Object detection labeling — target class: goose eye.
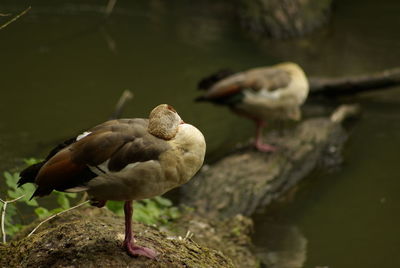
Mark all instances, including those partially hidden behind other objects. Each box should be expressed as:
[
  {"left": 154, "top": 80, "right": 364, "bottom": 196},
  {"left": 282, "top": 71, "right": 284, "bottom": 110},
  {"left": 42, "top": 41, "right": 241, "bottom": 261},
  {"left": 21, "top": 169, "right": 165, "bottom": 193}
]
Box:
[{"left": 167, "top": 105, "right": 176, "bottom": 113}]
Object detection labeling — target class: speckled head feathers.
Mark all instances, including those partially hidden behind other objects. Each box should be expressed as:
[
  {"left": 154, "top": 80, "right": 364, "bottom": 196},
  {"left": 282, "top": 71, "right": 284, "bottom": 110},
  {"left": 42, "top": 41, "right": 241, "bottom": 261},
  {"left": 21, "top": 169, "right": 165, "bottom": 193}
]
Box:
[{"left": 148, "top": 104, "right": 182, "bottom": 140}]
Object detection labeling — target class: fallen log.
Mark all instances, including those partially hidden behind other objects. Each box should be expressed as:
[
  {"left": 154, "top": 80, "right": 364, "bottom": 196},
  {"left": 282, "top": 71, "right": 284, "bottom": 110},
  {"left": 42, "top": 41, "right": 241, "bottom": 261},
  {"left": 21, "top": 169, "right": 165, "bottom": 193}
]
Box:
[
  {"left": 181, "top": 104, "right": 359, "bottom": 219},
  {"left": 309, "top": 67, "right": 400, "bottom": 97}
]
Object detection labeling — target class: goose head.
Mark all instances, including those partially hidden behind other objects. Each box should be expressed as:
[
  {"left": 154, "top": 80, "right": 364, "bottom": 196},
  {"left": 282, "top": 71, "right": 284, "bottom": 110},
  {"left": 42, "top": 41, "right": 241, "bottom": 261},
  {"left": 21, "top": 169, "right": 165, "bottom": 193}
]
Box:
[{"left": 148, "top": 104, "right": 183, "bottom": 140}]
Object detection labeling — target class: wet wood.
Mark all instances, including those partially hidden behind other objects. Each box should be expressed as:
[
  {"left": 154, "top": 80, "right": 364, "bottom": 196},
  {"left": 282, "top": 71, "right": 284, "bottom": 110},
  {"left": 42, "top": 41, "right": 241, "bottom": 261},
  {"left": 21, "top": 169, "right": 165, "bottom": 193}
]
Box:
[
  {"left": 181, "top": 105, "right": 359, "bottom": 219},
  {"left": 309, "top": 68, "right": 400, "bottom": 97}
]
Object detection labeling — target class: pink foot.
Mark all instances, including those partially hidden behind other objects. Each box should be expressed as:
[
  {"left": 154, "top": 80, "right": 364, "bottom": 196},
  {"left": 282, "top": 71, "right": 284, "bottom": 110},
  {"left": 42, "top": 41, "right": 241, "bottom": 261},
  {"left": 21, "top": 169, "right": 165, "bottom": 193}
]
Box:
[
  {"left": 254, "top": 142, "right": 277, "bottom": 153},
  {"left": 253, "top": 120, "right": 277, "bottom": 153},
  {"left": 123, "top": 242, "right": 158, "bottom": 259}
]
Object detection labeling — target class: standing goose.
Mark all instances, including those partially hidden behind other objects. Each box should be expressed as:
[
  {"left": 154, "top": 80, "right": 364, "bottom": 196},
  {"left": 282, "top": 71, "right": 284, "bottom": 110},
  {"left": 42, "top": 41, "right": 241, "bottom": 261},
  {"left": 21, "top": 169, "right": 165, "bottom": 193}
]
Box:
[
  {"left": 196, "top": 62, "right": 309, "bottom": 152},
  {"left": 18, "top": 104, "right": 206, "bottom": 259}
]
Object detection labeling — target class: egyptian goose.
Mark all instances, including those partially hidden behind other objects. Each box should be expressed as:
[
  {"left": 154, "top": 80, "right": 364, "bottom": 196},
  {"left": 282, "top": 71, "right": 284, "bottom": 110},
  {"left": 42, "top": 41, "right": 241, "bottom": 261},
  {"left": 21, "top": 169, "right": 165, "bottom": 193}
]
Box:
[
  {"left": 18, "top": 104, "right": 206, "bottom": 259},
  {"left": 196, "top": 62, "right": 309, "bottom": 152}
]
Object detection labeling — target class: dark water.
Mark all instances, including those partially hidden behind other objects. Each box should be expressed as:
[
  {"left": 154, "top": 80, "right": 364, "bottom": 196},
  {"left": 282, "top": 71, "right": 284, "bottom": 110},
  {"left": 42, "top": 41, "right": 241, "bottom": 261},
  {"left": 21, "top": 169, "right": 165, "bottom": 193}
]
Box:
[
  {"left": 1, "top": 1, "right": 400, "bottom": 267},
  {"left": 251, "top": 1, "right": 400, "bottom": 267}
]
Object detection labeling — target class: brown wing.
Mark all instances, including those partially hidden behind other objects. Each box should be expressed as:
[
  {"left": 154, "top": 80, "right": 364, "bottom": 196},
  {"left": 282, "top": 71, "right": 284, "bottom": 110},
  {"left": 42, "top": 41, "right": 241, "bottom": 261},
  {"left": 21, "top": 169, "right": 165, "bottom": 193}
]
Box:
[
  {"left": 32, "top": 148, "right": 95, "bottom": 197},
  {"left": 71, "top": 118, "right": 170, "bottom": 171},
  {"left": 201, "top": 72, "right": 250, "bottom": 100},
  {"left": 33, "top": 118, "right": 170, "bottom": 197},
  {"left": 200, "top": 67, "right": 292, "bottom": 100},
  {"left": 255, "top": 68, "right": 291, "bottom": 92}
]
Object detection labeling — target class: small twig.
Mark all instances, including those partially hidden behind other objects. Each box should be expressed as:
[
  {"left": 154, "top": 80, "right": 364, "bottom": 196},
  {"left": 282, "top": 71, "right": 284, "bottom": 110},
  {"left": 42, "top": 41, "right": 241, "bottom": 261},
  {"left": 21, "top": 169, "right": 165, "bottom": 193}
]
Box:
[
  {"left": 330, "top": 104, "right": 361, "bottom": 123},
  {"left": 0, "top": 6, "right": 31, "bottom": 31},
  {"left": 183, "top": 230, "right": 194, "bottom": 241},
  {"left": 0, "top": 195, "right": 25, "bottom": 243},
  {"left": 0, "top": 13, "right": 11, "bottom": 17},
  {"left": 79, "top": 192, "right": 89, "bottom": 203},
  {"left": 100, "top": 27, "right": 117, "bottom": 54},
  {"left": 104, "top": 0, "right": 117, "bottom": 17},
  {"left": 27, "top": 200, "right": 90, "bottom": 238},
  {"left": 110, "top": 90, "right": 134, "bottom": 119}
]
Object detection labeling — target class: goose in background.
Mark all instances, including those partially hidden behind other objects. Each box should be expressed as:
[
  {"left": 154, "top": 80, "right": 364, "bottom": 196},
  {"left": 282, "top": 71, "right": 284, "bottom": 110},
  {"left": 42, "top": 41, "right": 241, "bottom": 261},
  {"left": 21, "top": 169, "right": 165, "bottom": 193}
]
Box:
[{"left": 196, "top": 62, "right": 309, "bottom": 152}]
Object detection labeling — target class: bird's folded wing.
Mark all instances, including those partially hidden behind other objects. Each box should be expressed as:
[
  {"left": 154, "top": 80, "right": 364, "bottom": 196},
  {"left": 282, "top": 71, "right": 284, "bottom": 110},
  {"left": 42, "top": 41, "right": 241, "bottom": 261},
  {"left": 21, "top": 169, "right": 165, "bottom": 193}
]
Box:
[
  {"left": 202, "top": 68, "right": 292, "bottom": 100},
  {"left": 33, "top": 118, "right": 170, "bottom": 197}
]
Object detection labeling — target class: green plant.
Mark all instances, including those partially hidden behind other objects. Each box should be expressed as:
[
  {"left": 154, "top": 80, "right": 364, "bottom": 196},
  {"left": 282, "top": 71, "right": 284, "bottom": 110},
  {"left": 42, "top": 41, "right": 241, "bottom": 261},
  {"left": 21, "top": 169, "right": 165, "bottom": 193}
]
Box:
[
  {"left": 107, "top": 196, "right": 181, "bottom": 226},
  {"left": 1, "top": 158, "right": 77, "bottom": 238},
  {"left": 33, "top": 191, "right": 77, "bottom": 219}
]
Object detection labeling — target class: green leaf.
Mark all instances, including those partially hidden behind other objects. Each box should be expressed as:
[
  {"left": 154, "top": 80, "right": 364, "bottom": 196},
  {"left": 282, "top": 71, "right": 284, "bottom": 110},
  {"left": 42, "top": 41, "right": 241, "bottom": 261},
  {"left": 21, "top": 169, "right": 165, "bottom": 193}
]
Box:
[
  {"left": 56, "top": 192, "right": 70, "bottom": 209},
  {"left": 106, "top": 201, "right": 124, "bottom": 216},
  {"left": 6, "top": 190, "right": 37, "bottom": 207},
  {"left": 23, "top": 158, "right": 42, "bottom": 166},
  {"left": 0, "top": 158, "right": 84, "bottom": 240},
  {"left": 5, "top": 223, "right": 24, "bottom": 236},
  {"left": 154, "top": 196, "right": 172, "bottom": 207},
  {"left": 49, "top": 208, "right": 64, "bottom": 214},
  {"left": 168, "top": 207, "right": 181, "bottom": 220},
  {"left": 147, "top": 201, "right": 161, "bottom": 218},
  {"left": 21, "top": 183, "right": 36, "bottom": 193},
  {"left": 34, "top": 207, "right": 50, "bottom": 219},
  {"left": 25, "top": 197, "right": 38, "bottom": 207},
  {"left": 3, "top": 202, "right": 17, "bottom": 219},
  {"left": 133, "top": 207, "right": 154, "bottom": 225},
  {"left": 4, "top": 171, "right": 18, "bottom": 188},
  {"left": 64, "top": 192, "right": 77, "bottom": 198},
  {"left": 7, "top": 189, "right": 20, "bottom": 199},
  {"left": 105, "top": 196, "right": 181, "bottom": 227}
]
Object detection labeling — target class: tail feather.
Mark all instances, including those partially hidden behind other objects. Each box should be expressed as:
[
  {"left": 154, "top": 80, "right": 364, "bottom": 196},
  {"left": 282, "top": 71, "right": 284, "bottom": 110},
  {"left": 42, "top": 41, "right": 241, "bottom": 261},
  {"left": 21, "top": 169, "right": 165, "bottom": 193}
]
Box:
[
  {"left": 18, "top": 137, "right": 77, "bottom": 189},
  {"left": 18, "top": 162, "right": 45, "bottom": 187},
  {"left": 197, "top": 69, "right": 235, "bottom": 90},
  {"left": 30, "top": 186, "right": 53, "bottom": 200}
]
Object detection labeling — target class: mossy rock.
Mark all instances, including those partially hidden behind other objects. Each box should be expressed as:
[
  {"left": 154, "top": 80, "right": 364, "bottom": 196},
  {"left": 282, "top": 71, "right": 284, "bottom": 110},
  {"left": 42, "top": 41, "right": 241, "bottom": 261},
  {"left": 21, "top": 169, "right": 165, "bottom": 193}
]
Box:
[{"left": 0, "top": 207, "right": 234, "bottom": 268}]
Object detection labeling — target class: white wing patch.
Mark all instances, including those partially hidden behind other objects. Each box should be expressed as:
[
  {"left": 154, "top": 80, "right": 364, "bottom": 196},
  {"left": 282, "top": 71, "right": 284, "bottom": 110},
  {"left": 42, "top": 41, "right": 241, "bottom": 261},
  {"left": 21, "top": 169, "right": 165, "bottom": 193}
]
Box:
[
  {"left": 258, "top": 88, "right": 282, "bottom": 99},
  {"left": 89, "top": 160, "right": 111, "bottom": 176},
  {"left": 243, "top": 88, "right": 282, "bottom": 102},
  {"left": 64, "top": 186, "right": 90, "bottom": 193},
  {"left": 77, "top": 131, "right": 92, "bottom": 141}
]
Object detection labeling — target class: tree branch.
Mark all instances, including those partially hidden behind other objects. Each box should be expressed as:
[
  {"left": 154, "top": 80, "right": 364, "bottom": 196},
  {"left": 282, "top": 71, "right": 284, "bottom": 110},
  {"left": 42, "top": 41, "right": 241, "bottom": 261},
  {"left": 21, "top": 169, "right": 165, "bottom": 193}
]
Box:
[
  {"left": 309, "top": 67, "right": 400, "bottom": 97},
  {"left": 110, "top": 90, "right": 134, "bottom": 119},
  {"left": 27, "top": 200, "right": 90, "bottom": 238},
  {"left": 104, "top": 0, "right": 117, "bottom": 17},
  {"left": 0, "top": 6, "right": 31, "bottom": 31},
  {"left": 0, "top": 195, "right": 25, "bottom": 243}
]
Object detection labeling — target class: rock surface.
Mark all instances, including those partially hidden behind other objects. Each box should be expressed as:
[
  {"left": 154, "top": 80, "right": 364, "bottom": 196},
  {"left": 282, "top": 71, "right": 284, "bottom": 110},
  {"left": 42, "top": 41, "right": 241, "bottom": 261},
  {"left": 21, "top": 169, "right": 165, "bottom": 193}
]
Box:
[{"left": 0, "top": 208, "right": 234, "bottom": 268}]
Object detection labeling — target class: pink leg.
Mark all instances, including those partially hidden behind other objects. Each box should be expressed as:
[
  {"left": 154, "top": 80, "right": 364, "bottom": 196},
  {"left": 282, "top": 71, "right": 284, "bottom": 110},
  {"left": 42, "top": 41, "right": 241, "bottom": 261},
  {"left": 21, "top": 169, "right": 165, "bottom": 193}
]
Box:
[
  {"left": 231, "top": 109, "right": 277, "bottom": 152},
  {"left": 254, "top": 120, "right": 277, "bottom": 153},
  {"left": 123, "top": 201, "right": 157, "bottom": 259}
]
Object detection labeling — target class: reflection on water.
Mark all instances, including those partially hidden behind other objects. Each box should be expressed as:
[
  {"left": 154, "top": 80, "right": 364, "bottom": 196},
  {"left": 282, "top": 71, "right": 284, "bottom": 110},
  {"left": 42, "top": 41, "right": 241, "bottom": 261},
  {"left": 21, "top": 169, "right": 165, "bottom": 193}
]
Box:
[
  {"left": 254, "top": 222, "right": 307, "bottom": 268},
  {"left": 1, "top": 1, "right": 400, "bottom": 267}
]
